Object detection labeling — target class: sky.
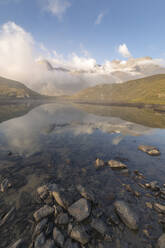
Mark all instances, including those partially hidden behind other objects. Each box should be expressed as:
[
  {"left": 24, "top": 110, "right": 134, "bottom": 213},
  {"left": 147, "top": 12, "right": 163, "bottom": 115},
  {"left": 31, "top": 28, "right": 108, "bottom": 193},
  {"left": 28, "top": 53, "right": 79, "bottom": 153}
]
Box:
[{"left": 0, "top": 0, "right": 165, "bottom": 95}]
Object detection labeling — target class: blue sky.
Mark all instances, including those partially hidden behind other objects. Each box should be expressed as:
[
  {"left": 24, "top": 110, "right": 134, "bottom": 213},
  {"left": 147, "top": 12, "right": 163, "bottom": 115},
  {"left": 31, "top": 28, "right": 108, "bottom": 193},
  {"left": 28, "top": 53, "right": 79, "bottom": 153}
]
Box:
[{"left": 0, "top": 0, "right": 165, "bottom": 63}]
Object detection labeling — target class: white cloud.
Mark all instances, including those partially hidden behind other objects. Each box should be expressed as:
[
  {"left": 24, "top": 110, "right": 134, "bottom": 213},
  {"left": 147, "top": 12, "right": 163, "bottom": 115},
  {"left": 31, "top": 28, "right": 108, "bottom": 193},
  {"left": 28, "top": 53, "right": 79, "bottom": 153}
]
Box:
[
  {"left": 118, "top": 44, "right": 132, "bottom": 58},
  {"left": 43, "top": 0, "right": 71, "bottom": 19},
  {"left": 95, "top": 12, "right": 105, "bottom": 25}
]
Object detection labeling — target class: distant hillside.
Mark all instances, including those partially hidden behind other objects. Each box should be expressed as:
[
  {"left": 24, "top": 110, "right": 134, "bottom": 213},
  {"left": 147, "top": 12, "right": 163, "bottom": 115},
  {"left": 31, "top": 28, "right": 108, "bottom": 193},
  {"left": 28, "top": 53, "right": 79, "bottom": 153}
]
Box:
[
  {"left": 0, "top": 76, "right": 42, "bottom": 99},
  {"left": 72, "top": 74, "right": 165, "bottom": 105}
]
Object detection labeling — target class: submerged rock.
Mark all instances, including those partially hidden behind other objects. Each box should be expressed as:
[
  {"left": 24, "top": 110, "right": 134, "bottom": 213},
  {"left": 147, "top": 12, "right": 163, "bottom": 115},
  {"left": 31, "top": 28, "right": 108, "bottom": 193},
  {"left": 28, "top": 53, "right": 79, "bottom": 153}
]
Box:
[
  {"left": 34, "top": 218, "right": 48, "bottom": 236},
  {"left": 76, "top": 184, "right": 96, "bottom": 203},
  {"left": 53, "top": 227, "right": 65, "bottom": 247},
  {"left": 154, "top": 203, "right": 165, "bottom": 214},
  {"left": 90, "top": 218, "right": 109, "bottom": 236},
  {"left": 157, "top": 233, "right": 165, "bottom": 248},
  {"left": 33, "top": 205, "right": 54, "bottom": 222},
  {"left": 34, "top": 232, "right": 46, "bottom": 248},
  {"left": 56, "top": 213, "right": 69, "bottom": 225},
  {"left": 70, "top": 224, "right": 90, "bottom": 245},
  {"left": 108, "top": 160, "right": 127, "bottom": 169},
  {"left": 114, "top": 201, "right": 139, "bottom": 230},
  {"left": 9, "top": 239, "right": 24, "bottom": 248},
  {"left": 138, "top": 145, "right": 160, "bottom": 156},
  {"left": 68, "top": 198, "right": 91, "bottom": 222}
]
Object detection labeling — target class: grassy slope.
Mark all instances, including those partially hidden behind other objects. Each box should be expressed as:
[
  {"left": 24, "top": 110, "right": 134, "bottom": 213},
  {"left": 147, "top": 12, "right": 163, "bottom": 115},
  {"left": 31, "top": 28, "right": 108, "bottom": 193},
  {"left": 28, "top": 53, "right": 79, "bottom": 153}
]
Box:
[
  {"left": 72, "top": 74, "right": 165, "bottom": 105},
  {"left": 0, "top": 76, "right": 41, "bottom": 99}
]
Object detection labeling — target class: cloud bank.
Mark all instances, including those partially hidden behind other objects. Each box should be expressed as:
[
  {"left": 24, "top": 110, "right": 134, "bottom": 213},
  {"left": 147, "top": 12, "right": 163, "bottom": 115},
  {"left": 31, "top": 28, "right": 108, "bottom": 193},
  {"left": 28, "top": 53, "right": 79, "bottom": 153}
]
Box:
[{"left": 0, "top": 22, "right": 165, "bottom": 96}]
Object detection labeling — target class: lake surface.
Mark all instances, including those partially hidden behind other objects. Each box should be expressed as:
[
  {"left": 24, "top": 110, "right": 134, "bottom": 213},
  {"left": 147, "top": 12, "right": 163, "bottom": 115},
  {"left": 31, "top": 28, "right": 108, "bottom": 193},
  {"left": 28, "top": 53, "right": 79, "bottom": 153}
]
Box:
[{"left": 1, "top": 102, "right": 165, "bottom": 247}]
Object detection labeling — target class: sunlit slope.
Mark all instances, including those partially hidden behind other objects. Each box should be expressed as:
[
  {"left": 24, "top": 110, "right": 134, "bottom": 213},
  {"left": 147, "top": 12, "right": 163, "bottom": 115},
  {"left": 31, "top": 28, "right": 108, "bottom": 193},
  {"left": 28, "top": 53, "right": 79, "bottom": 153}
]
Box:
[
  {"left": 72, "top": 74, "right": 165, "bottom": 105},
  {"left": 0, "top": 76, "right": 41, "bottom": 99}
]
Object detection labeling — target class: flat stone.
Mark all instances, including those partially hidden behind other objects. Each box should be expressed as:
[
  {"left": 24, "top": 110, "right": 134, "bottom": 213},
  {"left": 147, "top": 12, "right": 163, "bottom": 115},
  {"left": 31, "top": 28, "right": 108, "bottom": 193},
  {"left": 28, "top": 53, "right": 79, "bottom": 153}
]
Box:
[
  {"left": 34, "top": 232, "right": 46, "bottom": 248},
  {"left": 68, "top": 198, "right": 91, "bottom": 222},
  {"left": 53, "top": 227, "right": 65, "bottom": 247},
  {"left": 114, "top": 201, "right": 139, "bottom": 230},
  {"left": 157, "top": 233, "right": 165, "bottom": 248},
  {"left": 90, "top": 218, "right": 109, "bottom": 236},
  {"left": 70, "top": 225, "right": 90, "bottom": 245},
  {"left": 108, "top": 160, "right": 127, "bottom": 169},
  {"left": 33, "top": 205, "right": 54, "bottom": 222},
  {"left": 56, "top": 213, "right": 69, "bottom": 225},
  {"left": 9, "top": 239, "right": 24, "bottom": 248},
  {"left": 138, "top": 145, "right": 160, "bottom": 156},
  {"left": 154, "top": 203, "right": 165, "bottom": 214}
]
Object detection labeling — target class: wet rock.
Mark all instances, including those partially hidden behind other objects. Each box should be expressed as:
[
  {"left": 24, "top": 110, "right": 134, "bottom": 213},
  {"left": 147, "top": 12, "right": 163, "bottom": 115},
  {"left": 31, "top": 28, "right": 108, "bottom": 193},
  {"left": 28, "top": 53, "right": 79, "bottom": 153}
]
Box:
[
  {"left": 0, "top": 206, "right": 15, "bottom": 227},
  {"left": 76, "top": 185, "right": 96, "bottom": 203},
  {"left": 34, "top": 232, "right": 46, "bottom": 248},
  {"left": 138, "top": 145, "right": 160, "bottom": 156},
  {"left": 68, "top": 198, "right": 91, "bottom": 222},
  {"left": 34, "top": 218, "right": 48, "bottom": 236},
  {"left": 70, "top": 224, "right": 90, "bottom": 245},
  {"left": 9, "top": 239, "right": 24, "bottom": 248},
  {"left": 64, "top": 238, "right": 80, "bottom": 248},
  {"left": 52, "top": 190, "right": 71, "bottom": 209},
  {"left": 90, "top": 218, "right": 109, "bottom": 236},
  {"left": 157, "top": 233, "right": 165, "bottom": 248},
  {"left": 45, "top": 221, "right": 54, "bottom": 236},
  {"left": 56, "top": 213, "right": 69, "bottom": 225},
  {"left": 114, "top": 201, "right": 139, "bottom": 230},
  {"left": 0, "top": 178, "right": 11, "bottom": 192},
  {"left": 95, "top": 158, "right": 104, "bottom": 168},
  {"left": 154, "top": 203, "right": 165, "bottom": 214},
  {"left": 42, "top": 239, "right": 55, "bottom": 248},
  {"left": 37, "top": 185, "right": 49, "bottom": 200},
  {"left": 108, "top": 160, "right": 127, "bottom": 169},
  {"left": 33, "top": 205, "right": 54, "bottom": 222},
  {"left": 53, "top": 227, "right": 65, "bottom": 247}
]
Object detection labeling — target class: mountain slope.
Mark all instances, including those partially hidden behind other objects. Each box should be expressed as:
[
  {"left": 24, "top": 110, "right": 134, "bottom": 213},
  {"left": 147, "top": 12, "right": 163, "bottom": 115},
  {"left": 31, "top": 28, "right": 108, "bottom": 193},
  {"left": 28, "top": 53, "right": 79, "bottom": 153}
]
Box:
[
  {"left": 72, "top": 74, "right": 165, "bottom": 105},
  {"left": 0, "top": 76, "right": 41, "bottom": 99}
]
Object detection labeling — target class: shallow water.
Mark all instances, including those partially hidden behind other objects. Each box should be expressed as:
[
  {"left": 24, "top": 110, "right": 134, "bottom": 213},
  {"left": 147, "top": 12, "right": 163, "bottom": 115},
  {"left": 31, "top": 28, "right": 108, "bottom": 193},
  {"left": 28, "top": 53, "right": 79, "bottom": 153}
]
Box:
[{"left": 0, "top": 102, "right": 165, "bottom": 247}]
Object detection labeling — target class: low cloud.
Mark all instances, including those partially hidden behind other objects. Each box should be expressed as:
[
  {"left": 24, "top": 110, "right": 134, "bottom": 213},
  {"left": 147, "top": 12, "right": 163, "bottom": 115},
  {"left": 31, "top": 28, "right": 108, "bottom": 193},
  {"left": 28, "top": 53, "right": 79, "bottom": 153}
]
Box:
[
  {"left": 43, "top": 0, "right": 71, "bottom": 19},
  {"left": 0, "top": 22, "right": 165, "bottom": 96},
  {"left": 118, "top": 44, "right": 132, "bottom": 58},
  {"left": 95, "top": 12, "right": 105, "bottom": 25}
]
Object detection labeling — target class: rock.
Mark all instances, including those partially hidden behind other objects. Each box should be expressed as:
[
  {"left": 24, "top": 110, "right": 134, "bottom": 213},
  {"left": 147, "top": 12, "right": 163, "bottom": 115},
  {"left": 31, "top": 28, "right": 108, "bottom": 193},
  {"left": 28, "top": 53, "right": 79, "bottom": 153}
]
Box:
[
  {"left": 68, "top": 198, "right": 91, "bottom": 222},
  {"left": 95, "top": 158, "right": 104, "bottom": 168},
  {"left": 157, "top": 233, "right": 165, "bottom": 248},
  {"left": 108, "top": 160, "right": 127, "bottom": 169},
  {"left": 53, "top": 227, "right": 65, "bottom": 247},
  {"left": 9, "top": 239, "right": 24, "bottom": 248},
  {"left": 90, "top": 218, "right": 109, "bottom": 236},
  {"left": 52, "top": 190, "right": 70, "bottom": 209},
  {"left": 33, "top": 205, "right": 54, "bottom": 222},
  {"left": 37, "top": 185, "right": 49, "bottom": 200},
  {"left": 34, "top": 232, "right": 46, "bottom": 248},
  {"left": 0, "top": 206, "right": 15, "bottom": 227},
  {"left": 70, "top": 224, "right": 90, "bottom": 245},
  {"left": 0, "top": 178, "right": 11, "bottom": 192},
  {"left": 34, "top": 218, "right": 48, "bottom": 236},
  {"left": 42, "top": 239, "right": 55, "bottom": 248},
  {"left": 149, "top": 181, "right": 159, "bottom": 191},
  {"left": 114, "top": 201, "right": 139, "bottom": 230},
  {"left": 138, "top": 145, "right": 160, "bottom": 156},
  {"left": 76, "top": 185, "right": 96, "bottom": 203},
  {"left": 145, "top": 202, "right": 153, "bottom": 209},
  {"left": 64, "top": 238, "right": 80, "bottom": 248},
  {"left": 56, "top": 213, "right": 69, "bottom": 225},
  {"left": 45, "top": 221, "right": 54, "bottom": 236},
  {"left": 154, "top": 203, "right": 165, "bottom": 214}
]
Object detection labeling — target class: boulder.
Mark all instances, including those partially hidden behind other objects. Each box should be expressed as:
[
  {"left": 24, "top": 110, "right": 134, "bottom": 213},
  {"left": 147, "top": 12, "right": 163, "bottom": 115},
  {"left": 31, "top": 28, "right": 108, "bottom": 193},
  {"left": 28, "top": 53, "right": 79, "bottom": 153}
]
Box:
[
  {"left": 53, "top": 227, "right": 65, "bottom": 247},
  {"left": 70, "top": 225, "right": 90, "bottom": 245},
  {"left": 108, "top": 160, "right": 127, "bottom": 169},
  {"left": 114, "top": 201, "right": 139, "bottom": 230},
  {"left": 68, "top": 198, "right": 91, "bottom": 222},
  {"left": 157, "top": 233, "right": 165, "bottom": 248},
  {"left": 33, "top": 205, "right": 54, "bottom": 222},
  {"left": 138, "top": 145, "right": 160, "bottom": 156}
]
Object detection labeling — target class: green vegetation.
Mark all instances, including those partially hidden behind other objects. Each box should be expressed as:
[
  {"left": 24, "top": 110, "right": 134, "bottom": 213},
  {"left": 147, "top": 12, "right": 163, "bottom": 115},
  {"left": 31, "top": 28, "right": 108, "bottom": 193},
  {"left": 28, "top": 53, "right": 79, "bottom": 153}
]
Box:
[
  {"left": 0, "top": 76, "right": 41, "bottom": 99},
  {"left": 72, "top": 74, "right": 165, "bottom": 105}
]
